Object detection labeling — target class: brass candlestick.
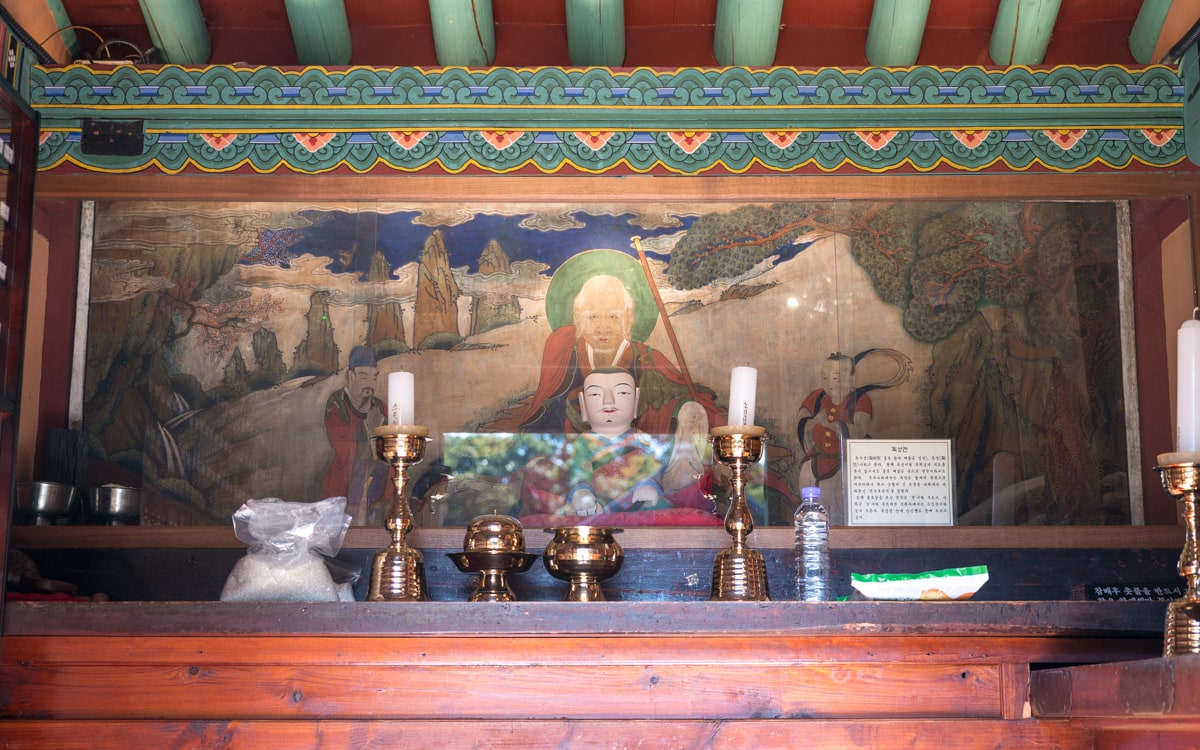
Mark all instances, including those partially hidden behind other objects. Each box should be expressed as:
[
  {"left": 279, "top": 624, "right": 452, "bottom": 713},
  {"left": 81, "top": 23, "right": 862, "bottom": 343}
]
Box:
[
  {"left": 1156, "top": 459, "right": 1200, "bottom": 655},
  {"left": 709, "top": 425, "right": 770, "bottom": 601},
  {"left": 368, "top": 426, "right": 431, "bottom": 601}
]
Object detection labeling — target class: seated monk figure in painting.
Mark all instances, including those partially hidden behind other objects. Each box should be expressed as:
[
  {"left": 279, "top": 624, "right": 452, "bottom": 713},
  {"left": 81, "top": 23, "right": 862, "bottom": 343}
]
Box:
[
  {"left": 484, "top": 250, "right": 725, "bottom": 524},
  {"left": 520, "top": 264, "right": 721, "bottom": 497},
  {"left": 566, "top": 367, "right": 672, "bottom": 516}
]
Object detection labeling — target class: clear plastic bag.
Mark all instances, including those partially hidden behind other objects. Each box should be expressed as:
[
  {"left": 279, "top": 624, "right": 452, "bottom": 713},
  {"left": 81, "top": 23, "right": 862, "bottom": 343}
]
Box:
[
  {"left": 324, "top": 554, "right": 364, "bottom": 602},
  {"left": 219, "top": 496, "right": 353, "bottom": 602}
]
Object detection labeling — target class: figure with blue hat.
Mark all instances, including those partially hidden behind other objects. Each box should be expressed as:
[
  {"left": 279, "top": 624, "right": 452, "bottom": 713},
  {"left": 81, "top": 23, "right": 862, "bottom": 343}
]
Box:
[{"left": 322, "top": 344, "right": 389, "bottom": 523}]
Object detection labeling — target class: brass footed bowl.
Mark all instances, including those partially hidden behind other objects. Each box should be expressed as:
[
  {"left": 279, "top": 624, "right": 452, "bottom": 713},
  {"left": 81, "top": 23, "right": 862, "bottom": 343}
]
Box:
[
  {"left": 447, "top": 551, "right": 539, "bottom": 602},
  {"left": 542, "top": 525, "right": 624, "bottom": 602}
]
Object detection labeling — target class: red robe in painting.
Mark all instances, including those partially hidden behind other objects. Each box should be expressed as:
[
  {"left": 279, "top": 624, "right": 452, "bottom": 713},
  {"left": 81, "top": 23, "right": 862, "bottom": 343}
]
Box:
[
  {"left": 322, "top": 389, "right": 388, "bottom": 521},
  {"left": 798, "top": 388, "right": 873, "bottom": 481}
]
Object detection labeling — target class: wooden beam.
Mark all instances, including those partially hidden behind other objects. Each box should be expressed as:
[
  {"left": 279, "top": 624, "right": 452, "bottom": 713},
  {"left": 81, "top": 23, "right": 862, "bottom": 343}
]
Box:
[
  {"left": 989, "top": 0, "right": 1063, "bottom": 66},
  {"left": 282, "top": 0, "right": 351, "bottom": 66},
  {"left": 0, "top": 719, "right": 1102, "bottom": 749},
  {"left": 428, "top": 0, "right": 495, "bottom": 67},
  {"left": 0, "top": 0, "right": 72, "bottom": 63},
  {"left": 1130, "top": 0, "right": 1173, "bottom": 64},
  {"left": 566, "top": 0, "right": 625, "bottom": 67},
  {"left": 866, "top": 0, "right": 931, "bottom": 67},
  {"left": 713, "top": 0, "right": 784, "bottom": 67},
  {"left": 136, "top": 0, "right": 211, "bottom": 64},
  {"left": 1156, "top": 0, "right": 1200, "bottom": 62}
]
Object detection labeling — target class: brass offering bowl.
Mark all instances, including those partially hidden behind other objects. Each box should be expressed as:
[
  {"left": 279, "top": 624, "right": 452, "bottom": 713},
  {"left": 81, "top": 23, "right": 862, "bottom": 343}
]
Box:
[
  {"left": 447, "top": 512, "right": 538, "bottom": 602},
  {"left": 464, "top": 511, "right": 527, "bottom": 554},
  {"left": 448, "top": 551, "right": 539, "bottom": 602},
  {"left": 542, "top": 525, "right": 624, "bottom": 602}
]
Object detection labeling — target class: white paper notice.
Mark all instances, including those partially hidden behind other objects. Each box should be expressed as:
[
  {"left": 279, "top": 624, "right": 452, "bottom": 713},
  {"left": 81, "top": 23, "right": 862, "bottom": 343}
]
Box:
[{"left": 845, "top": 439, "right": 955, "bottom": 526}]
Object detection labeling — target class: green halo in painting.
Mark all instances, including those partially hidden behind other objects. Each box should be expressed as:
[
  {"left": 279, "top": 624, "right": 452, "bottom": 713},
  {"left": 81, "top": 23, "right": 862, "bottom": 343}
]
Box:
[{"left": 544, "top": 249, "right": 659, "bottom": 343}]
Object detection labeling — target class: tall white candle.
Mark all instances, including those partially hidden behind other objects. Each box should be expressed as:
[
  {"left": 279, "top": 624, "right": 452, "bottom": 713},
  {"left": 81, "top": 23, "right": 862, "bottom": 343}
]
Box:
[
  {"left": 1179, "top": 319, "right": 1200, "bottom": 452},
  {"left": 728, "top": 366, "right": 757, "bottom": 427},
  {"left": 388, "top": 371, "right": 415, "bottom": 426}
]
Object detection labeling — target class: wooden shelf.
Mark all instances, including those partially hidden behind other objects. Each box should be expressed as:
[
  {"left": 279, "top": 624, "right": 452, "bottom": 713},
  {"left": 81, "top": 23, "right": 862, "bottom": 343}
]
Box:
[
  {"left": 2, "top": 599, "right": 1169, "bottom": 638},
  {"left": 8, "top": 523, "right": 1186, "bottom": 550}
]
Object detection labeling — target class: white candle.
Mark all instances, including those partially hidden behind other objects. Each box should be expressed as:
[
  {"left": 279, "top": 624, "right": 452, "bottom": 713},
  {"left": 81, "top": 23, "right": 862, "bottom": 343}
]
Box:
[
  {"left": 1179, "top": 319, "right": 1200, "bottom": 452},
  {"left": 388, "top": 371, "right": 415, "bottom": 426},
  {"left": 728, "top": 366, "right": 757, "bottom": 427}
]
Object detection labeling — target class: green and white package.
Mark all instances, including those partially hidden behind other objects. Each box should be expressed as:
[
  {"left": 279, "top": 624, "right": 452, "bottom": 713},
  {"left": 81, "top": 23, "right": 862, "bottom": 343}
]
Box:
[{"left": 850, "top": 565, "right": 989, "bottom": 601}]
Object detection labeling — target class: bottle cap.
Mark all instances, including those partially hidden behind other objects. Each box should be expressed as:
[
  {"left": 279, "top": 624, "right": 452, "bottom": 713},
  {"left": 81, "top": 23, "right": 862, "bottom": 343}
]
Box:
[{"left": 801, "top": 486, "right": 821, "bottom": 499}]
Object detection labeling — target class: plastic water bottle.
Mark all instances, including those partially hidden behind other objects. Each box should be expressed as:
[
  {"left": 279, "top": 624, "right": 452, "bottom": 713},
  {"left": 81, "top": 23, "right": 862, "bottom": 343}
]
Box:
[{"left": 794, "top": 486, "right": 830, "bottom": 601}]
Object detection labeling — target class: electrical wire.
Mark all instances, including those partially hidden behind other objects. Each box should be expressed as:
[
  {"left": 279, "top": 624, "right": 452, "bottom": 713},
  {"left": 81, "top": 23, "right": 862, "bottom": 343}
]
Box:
[
  {"left": 38, "top": 24, "right": 105, "bottom": 51},
  {"left": 37, "top": 26, "right": 150, "bottom": 65},
  {"left": 96, "top": 39, "right": 150, "bottom": 64}
]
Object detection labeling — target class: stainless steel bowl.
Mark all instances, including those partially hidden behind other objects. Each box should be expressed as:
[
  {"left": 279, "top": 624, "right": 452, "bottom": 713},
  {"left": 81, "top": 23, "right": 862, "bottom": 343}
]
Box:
[
  {"left": 15, "top": 481, "right": 78, "bottom": 525},
  {"left": 87, "top": 485, "right": 144, "bottom": 524}
]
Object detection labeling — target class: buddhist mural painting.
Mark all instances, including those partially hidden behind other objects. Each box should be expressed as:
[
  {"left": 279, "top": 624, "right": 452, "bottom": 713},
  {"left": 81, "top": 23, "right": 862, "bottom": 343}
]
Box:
[{"left": 83, "top": 200, "right": 1132, "bottom": 527}]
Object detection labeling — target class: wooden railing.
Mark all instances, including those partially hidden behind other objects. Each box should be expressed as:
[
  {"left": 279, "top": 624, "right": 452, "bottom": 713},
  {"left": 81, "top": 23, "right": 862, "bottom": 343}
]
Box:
[
  {"left": 1, "top": 525, "right": 1192, "bottom": 746},
  {"left": 0, "top": 600, "right": 1177, "bottom": 748}
]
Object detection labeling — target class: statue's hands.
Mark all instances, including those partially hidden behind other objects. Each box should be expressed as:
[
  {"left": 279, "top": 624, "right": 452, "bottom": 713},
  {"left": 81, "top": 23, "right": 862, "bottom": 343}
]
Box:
[
  {"left": 570, "top": 489, "right": 599, "bottom": 516},
  {"left": 631, "top": 483, "right": 659, "bottom": 507}
]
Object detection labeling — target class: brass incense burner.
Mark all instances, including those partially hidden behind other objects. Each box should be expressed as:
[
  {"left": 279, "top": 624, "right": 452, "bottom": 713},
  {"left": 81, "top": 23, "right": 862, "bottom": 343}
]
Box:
[
  {"left": 1156, "top": 458, "right": 1200, "bottom": 655},
  {"left": 448, "top": 512, "right": 538, "bottom": 602},
  {"left": 368, "top": 426, "right": 431, "bottom": 601},
  {"left": 542, "top": 526, "right": 624, "bottom": 601},
  {"left": 709, "top": 425, "right": 770, "bottom": 601}
]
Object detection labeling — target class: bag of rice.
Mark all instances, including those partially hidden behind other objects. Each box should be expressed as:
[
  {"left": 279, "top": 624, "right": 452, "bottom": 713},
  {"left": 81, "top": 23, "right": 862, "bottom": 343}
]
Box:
[{"left": 220, "top": 496, "right": 352, "bottom": 602}]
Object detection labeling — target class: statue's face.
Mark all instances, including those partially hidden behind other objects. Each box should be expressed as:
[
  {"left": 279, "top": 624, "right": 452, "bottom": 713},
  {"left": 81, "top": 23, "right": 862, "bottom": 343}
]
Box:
[
  {"left": 579, "top": 370, "right": 638, "bottom": 435},
  {"left": 576, "top": 300, "right": 631, "bottom": 360}
]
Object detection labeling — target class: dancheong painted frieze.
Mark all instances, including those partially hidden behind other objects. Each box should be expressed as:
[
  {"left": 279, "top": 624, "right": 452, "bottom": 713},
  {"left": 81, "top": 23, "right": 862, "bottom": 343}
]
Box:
[{"left": 29, "top": 64, "right": 1187, "bottom": 175}]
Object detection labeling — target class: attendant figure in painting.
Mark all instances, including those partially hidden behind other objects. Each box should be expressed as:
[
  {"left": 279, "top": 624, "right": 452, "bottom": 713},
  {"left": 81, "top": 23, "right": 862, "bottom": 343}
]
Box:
[
  {"left": 797, "top": 353, "right": 873, "bottom": 484},
  {"left": 322, "top": 345, "right": 389, "bottom": 524},
  {"left": 796, "top": 353, "right": 872, "bottom": 524},
  {"left": 566, "top": 367, "right": 670, "bottom": 516},
  {"left": 796, "top": 349, "right": 912, "bottom": 523}
]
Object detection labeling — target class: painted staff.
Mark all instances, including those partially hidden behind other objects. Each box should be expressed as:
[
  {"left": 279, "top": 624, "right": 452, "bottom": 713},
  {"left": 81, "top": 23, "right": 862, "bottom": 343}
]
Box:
[{"left": 631, "top": 235, "right": 699, "bottom": 403}]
